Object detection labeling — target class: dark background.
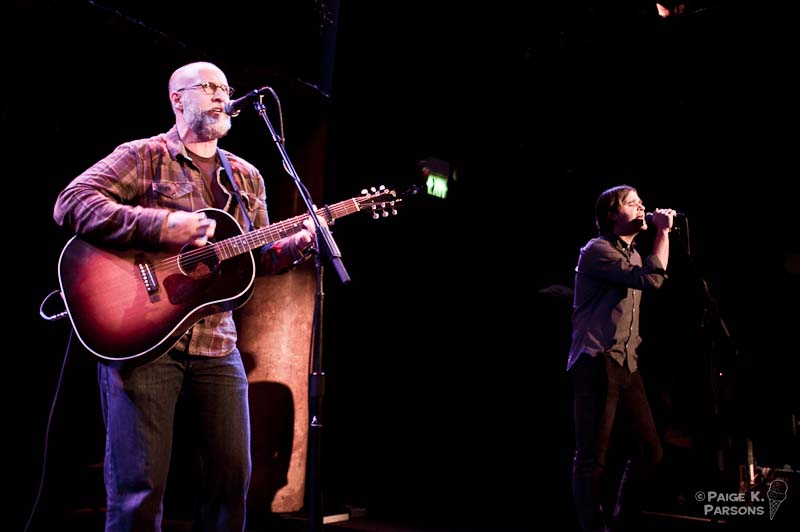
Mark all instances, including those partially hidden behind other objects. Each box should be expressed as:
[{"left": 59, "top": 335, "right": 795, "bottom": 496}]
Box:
[{"left": 7, "top": 0, "right": 797, "bottom": 530}]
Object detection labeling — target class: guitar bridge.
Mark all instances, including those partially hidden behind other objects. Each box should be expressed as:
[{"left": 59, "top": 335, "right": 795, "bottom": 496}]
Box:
[{"left": 135, "top": 253, "right": 160, "bottom": 303}]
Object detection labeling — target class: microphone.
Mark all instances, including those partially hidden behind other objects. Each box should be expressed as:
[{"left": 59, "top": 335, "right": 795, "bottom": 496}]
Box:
[
  {"left": 224, "top": 86, "right": 271, "bottom": 116},
  {"left": 645, "top": 211, "right": 686, "bottom": 227}
]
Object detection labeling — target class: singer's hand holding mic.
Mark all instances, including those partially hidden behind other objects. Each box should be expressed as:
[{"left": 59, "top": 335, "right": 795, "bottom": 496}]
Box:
[{"left": 644, "top": 209, "right": 683, "bottom": 232}]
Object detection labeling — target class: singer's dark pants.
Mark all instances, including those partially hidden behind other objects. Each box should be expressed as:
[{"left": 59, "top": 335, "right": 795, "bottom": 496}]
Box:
[
  {"left": 98, "top": 348, "right": 251, "bottom": 532},
  {"left": 571, "top": 353, "right": 663, "bottom": 532}
]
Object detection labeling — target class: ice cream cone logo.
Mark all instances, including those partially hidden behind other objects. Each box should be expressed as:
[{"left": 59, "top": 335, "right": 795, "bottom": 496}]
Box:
[{"left": 766, "top": 479, "right": 788, "bottom": 520}]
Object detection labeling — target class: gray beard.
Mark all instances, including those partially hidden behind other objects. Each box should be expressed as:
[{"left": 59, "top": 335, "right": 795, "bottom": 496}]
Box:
[{"left": 186, "top": 102, "right": 231, "bottom": 141}]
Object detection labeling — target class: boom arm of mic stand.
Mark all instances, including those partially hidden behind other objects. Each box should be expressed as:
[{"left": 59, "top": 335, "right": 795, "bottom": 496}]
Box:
[{"left": 252, "top": 100, "right": 350, "bottom": 284}]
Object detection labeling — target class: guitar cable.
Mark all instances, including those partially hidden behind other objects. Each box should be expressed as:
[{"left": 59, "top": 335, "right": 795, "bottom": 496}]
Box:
[
  {"left": 39, "top": 289, "right": 69, "bottom": 321},
  {"left": 23, "top": 326, "right": 74, "bottom": 532},
  {"left": 25, "top": 289, "right": 72, "bottom": 530}
]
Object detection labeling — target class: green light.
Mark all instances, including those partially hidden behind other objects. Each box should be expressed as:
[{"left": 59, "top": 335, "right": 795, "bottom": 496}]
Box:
[{"left": 426, "top": 173, "right": 448, "bottom": 199}]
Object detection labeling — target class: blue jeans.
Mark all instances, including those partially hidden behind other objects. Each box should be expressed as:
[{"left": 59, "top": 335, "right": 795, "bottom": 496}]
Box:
[
  {"left": 571, "top": 353, "right": 662, "bottom": 532},
  {"left": 98, "top": 348, "right": 251, "bottom": 532}
]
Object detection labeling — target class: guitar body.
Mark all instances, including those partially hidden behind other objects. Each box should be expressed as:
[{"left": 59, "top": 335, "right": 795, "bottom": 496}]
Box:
[
  {"left": 58, "top": 209, "right": 255, "bottom": 365},
  {"left": 56, "top": 186, "right": 409, "bottom": 365}
]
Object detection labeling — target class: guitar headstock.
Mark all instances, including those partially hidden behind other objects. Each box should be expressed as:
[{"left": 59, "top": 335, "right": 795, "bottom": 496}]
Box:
[{"left": 357, "top": 185, "right": 400, "bottom": 220}]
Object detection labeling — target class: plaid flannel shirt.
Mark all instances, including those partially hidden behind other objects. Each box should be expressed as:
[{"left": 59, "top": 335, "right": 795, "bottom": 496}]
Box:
[{"left": 54, "top": 126, "right": 304, "bottom": 357}]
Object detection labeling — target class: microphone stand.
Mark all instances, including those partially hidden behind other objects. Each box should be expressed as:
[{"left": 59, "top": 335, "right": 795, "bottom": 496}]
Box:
[
  {"left": 675, "top": 218, "right": 738, "bottom": 476},
  {"left": 249, "top": 94, "right": 350, "bottom": 532}
]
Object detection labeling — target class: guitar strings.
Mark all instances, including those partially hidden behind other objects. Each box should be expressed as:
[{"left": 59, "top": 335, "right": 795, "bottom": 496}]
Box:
[
  {"left": 150, "top": 220, "right": 302, "bottom": 273},
  {"left": 148, "top": 199, "right": 365, "bottom": 274}
]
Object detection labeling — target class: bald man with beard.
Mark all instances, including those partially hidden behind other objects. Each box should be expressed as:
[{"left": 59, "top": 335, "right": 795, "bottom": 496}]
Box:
[{"left": 54, "top": 61, "right": 317, "bottom": 531}]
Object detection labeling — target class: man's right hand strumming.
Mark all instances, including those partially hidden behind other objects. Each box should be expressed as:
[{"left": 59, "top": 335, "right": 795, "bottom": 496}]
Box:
[{"left": 161, "top": 211, "right": 217, "bottom": 248}]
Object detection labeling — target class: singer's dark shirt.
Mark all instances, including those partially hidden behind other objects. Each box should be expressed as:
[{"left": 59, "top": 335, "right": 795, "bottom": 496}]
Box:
[{"left": 567, "top": 234, "right": 667, "bottom": 373}]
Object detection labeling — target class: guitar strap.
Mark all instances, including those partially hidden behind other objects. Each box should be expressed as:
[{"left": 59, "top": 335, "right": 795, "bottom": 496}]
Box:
[{"left": 217, "top": 148, "right": 255, "bottom": 232}]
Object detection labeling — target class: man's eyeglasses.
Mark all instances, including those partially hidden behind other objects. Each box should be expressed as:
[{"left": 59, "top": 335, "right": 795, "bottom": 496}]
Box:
[{"left": 176, "top": 81, "right": 234, "bottom": 97}]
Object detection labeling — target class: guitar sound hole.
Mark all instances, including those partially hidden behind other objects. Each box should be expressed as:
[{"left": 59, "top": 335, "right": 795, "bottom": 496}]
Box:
[{"left": 177, "top": 243, "right": 221, "bottom": 279}]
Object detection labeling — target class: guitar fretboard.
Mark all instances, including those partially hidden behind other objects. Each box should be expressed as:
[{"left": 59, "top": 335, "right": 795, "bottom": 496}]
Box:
[{"left": 214, "top": 198, "right": 362, "bottom": 260}]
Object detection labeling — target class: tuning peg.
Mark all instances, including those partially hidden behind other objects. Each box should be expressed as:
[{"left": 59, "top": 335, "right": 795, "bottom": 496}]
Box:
[{"left": 361, "top": 188, "right": 368, "bottom": 196}]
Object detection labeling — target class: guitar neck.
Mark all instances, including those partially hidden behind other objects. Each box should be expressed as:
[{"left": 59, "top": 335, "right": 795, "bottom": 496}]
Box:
[{"left": 213, "top": 197, "right": 361, "bottom": 260}]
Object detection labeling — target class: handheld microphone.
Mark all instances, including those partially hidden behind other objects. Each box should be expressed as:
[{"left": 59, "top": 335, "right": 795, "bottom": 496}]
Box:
[
  {"left": 645, "top": 211, "right": 685, "bottom": 227},
  {"left": 224, "top": 86, "right": 271, "bottom": 116}
]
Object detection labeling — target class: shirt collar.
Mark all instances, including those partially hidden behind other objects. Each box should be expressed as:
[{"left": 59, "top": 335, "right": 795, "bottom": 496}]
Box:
[
  {"left": 165, "top": 125, "right": 190, "bottom": 163},
  {"left": 604, "top": 233, "right": 636, "bottom": 256}
]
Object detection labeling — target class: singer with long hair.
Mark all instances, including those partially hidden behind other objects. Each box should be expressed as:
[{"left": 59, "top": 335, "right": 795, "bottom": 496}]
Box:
[{"left": 567, "top": 184, "right": 677, "bottom": 532}]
